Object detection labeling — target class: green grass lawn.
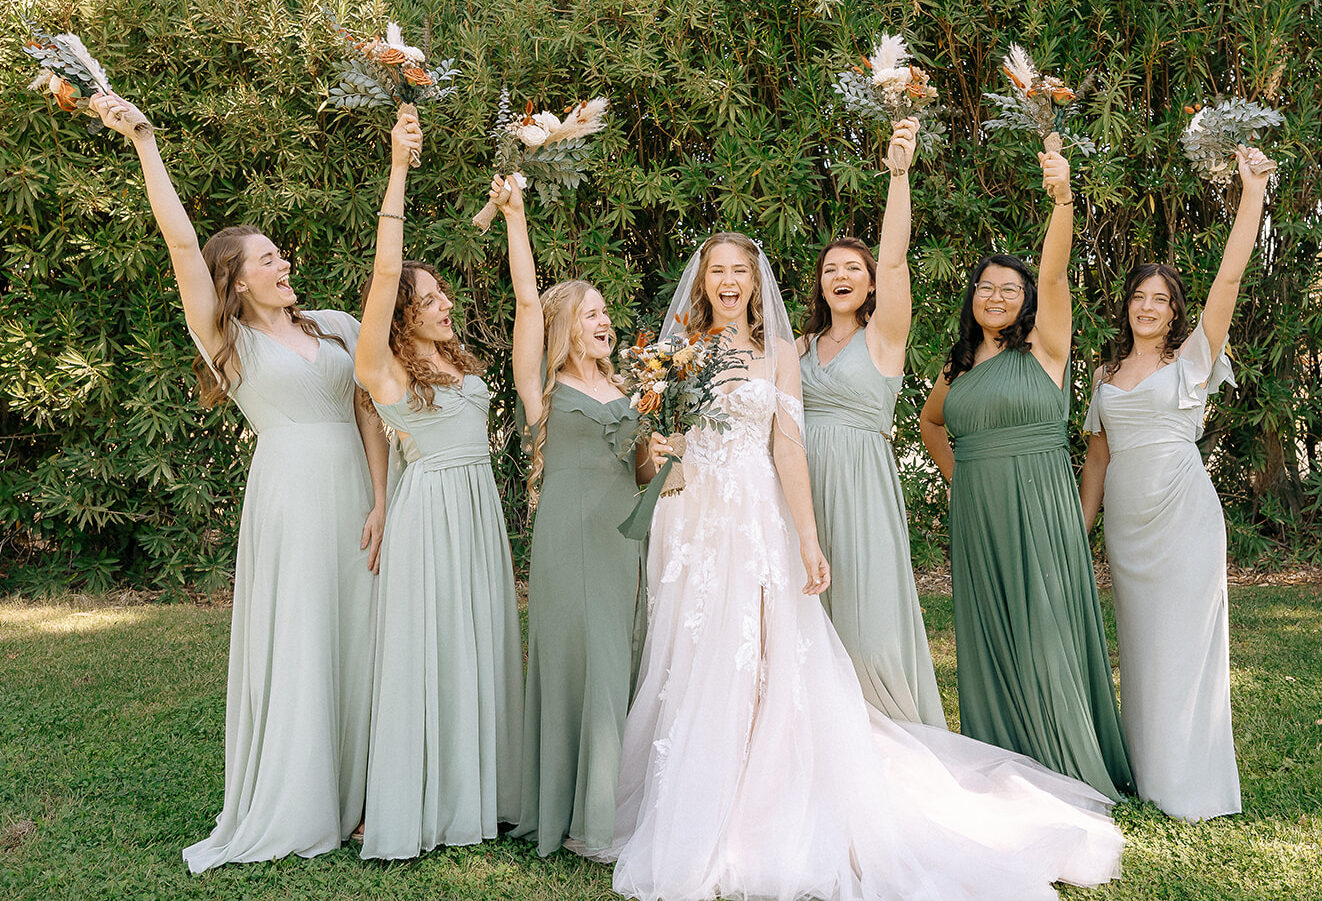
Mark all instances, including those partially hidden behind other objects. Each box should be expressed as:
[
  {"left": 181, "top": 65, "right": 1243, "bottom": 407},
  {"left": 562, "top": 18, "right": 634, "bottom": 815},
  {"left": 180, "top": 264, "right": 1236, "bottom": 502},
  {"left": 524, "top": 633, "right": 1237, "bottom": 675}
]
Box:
[{"left": 1, "top": 585, "right": 1319, "bottom": 900}]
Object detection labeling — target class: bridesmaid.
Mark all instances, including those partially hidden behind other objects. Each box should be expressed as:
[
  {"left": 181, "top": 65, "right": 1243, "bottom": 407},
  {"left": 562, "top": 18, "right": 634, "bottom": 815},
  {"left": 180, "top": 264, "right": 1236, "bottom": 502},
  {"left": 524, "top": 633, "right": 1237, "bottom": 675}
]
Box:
[
  {"left": 1079, "top": 146, "right": 1273, "bottom": 820},
  {"left": 355, "top": 114, "right": 524, "bottom": 859},
  {"left": 88, "top": 93, "right": 389, "bottom": 871},
  {"left": 799, "top": 118, "right": 945, "bottom": 727},
  {"left": 918, "top": 149, "right": 1134, "bottom": 801},
  {"left": 491, "top": 177, "right": 653, "bottom": 858}
]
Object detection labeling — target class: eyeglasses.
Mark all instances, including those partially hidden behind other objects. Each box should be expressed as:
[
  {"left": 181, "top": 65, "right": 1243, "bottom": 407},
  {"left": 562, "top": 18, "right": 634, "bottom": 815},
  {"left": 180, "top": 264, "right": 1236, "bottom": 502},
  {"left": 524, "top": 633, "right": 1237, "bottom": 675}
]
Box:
[{"left": 974, "top": 282, "right": 1024, "bottom": 301}]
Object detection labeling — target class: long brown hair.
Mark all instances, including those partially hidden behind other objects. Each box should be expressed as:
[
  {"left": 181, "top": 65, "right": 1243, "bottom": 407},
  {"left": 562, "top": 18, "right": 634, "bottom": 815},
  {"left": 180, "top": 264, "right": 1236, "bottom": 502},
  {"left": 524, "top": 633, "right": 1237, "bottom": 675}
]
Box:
[
  {"left": 527, "top": 280, "right": 622, "bottom": 499},
  {"left": 687, "top": 232, "right": 765, "bottom": 351},
  {"left": 1101, "top": 263, "right": 1190, "bottom": 382},
  {"left": 195, "top": 225, "right": 347, "bottom": 407},
  {"left": 801, "top": 236, "right": 877, "bottom": 348},
  {"left": 358, "top": 260, "right": 484, "bottom": 412}
]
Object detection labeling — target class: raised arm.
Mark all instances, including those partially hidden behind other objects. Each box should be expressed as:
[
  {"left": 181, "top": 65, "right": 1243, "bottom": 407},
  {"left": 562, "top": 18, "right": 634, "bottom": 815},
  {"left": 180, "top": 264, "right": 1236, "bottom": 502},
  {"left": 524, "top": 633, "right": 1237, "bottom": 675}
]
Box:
[
  {"left": 89, "top": 93, "right": 223, "bottom": 357},
  {"left": 1197, "top": 146, "right": 1273, "bottom": 354},
  {"left": 499, "top": 177, "right": 545, "bottom": 423},
  {"left": 1031, "top": 150, "right": 1074, "bottom": 387},
  {"left": 770, "top": 345, "right": 830, "bottom": 595},
  {"left": 867, "top": 117, "right": 917, "bottom": 376},
  {"left": 355, "top": 110, "right": 422, "bottom": 405},
  {"left": 919, "top": 372, "right": 955, "bottom": 483}
]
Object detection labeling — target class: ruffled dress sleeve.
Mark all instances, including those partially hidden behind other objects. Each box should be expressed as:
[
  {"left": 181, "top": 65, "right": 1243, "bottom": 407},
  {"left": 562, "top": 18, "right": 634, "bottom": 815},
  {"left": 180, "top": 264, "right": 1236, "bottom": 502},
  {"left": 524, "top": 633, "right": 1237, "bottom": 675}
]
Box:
[
  {"left": 1179, "top": 317, "right": 1236, "bottom": 406},
  {"left": 1177, "top": 319, "right": 1236, "bottom": 439},
  {"left": 1082, "top": 382, "right": 1105, "bottom": 435}
]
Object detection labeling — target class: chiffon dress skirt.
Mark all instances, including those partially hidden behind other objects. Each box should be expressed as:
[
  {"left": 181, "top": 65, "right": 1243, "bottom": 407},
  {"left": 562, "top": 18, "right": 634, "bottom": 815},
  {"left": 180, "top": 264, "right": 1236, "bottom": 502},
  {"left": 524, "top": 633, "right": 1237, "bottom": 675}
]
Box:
[
  {"left": 943, "top": 348, "right": 1133, "bottom": 801},
  {"left": 1084, "top": 320, "right": 1240, "bottom": 820},
  {"left": 801, "top": 331, "right": 946, "bottom": 726},
  {"left": 361, "top": 376, "right": 524, "bottom": 860},
  {"left": 183, "top": 310, "right": 376, "bottom": 873},
  {"left": 513, "top": 386, "right": 646, "bottom": 857},
  {"left": 609, "top": 378, "right": 1124, "bottom": 901}
]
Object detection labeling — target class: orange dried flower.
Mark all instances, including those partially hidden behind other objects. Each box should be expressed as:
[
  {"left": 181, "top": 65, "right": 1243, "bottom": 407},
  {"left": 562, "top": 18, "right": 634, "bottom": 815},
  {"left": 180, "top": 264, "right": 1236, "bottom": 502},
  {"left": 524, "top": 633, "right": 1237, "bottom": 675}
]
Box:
[
  {"left": 637, "top": 391, "right": 662, "bottom": 413},
  {"left": 1050, "top": 85, "right": 1075, "bottom": 104},
  {"left": 403, "top": 67, "right": 432, "bottom": 86},
  {"left": 860, "top": 54, "right": 873, "bottom": 71},
  {"left": 1002, "top": 64, "right": 1027, "bottom": 90},
  {"left": 53, "top": 77, "right": 79, "bottom": 112},
  {"left": 377, "top": 47, "right": 407, "bottom": 65}
]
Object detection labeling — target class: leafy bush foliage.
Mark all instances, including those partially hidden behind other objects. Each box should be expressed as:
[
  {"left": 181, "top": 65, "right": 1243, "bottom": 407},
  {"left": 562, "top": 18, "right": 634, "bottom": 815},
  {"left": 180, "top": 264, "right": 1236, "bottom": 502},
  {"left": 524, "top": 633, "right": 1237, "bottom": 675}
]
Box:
[{"left": 1, "top": 0, "right": 1319, "bottom": 591}]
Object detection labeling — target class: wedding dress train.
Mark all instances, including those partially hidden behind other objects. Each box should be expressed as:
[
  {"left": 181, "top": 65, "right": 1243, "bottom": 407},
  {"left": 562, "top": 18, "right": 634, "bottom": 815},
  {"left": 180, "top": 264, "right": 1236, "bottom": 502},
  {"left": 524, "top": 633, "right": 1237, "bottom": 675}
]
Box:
[{"left": 609, "top": 378, "right": 1123, "bottom": 901}]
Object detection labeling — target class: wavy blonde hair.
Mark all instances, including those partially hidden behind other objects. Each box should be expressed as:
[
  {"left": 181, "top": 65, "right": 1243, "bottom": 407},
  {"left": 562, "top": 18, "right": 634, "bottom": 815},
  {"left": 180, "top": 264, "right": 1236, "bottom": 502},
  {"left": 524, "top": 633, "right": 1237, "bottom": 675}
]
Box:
[
  {"left": 358, "top": 261, "right": 484, "bottom": 413},
  {"left": 195, "top": 225, "right": 347, "bottom": 407},
  {"left": 528, "top": 280, "right": 622, "bottom": 500},
  {"left": 687, "top": 231, "right": 765, "bottom": 351}
]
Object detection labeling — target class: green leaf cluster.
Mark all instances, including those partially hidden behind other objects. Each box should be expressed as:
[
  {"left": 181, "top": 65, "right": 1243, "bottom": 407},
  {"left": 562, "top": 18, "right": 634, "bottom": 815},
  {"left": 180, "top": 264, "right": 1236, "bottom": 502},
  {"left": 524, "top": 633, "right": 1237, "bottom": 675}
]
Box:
[{"left": 1, "top": 0, "right": 1319, "bottom": 591}]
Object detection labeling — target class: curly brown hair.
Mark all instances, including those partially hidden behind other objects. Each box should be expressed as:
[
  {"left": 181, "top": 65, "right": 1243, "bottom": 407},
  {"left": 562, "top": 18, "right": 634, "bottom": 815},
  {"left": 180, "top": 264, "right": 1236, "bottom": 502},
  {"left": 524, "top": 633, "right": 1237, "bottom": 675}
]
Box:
[
  {"left": 194, "top": 225, "right": 347, "bottom": 407},
  {"left": 358, "top": 260, "right": 485, "bottom": 412}
]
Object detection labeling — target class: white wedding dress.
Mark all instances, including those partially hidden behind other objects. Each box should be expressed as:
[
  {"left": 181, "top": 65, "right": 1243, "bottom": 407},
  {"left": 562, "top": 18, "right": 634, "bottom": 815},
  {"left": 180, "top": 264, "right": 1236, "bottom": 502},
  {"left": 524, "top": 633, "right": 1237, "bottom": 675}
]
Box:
[{"left": 609, "top": 377, "right": 1124, "bottom": 901}]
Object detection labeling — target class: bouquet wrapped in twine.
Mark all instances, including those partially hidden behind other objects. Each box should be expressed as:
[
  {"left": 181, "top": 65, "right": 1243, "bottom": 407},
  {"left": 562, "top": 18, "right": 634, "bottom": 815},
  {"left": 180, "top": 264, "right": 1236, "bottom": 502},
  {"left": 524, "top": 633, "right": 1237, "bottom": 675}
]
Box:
[
  {"left": 24, "top": 25, "right": 150, "bottom": 137},
  {"left": 322, "top": 18, "right": 458, "bottom": 167},
  {"left": 832, "top": 34, "right": 944, "bottom": 162},
  {"left": 616, "top": 323, "right": 749, "bottom": 539},
  {"left": 1180, "top": 98, "right": 1283, "bottom": 184},
  {"left": 983, "top": 44, "right": 1095, "bottom": 156},
  {"left": 472, "top": 88, "right": 609, "bottom": 232}
]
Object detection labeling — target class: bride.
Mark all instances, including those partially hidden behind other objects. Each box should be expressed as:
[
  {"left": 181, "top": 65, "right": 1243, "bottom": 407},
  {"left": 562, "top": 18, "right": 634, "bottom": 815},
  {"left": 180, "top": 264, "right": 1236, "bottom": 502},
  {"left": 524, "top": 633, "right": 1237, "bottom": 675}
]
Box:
[{"left": 608, "top": 232, "right": 1125, "bottom": 901}]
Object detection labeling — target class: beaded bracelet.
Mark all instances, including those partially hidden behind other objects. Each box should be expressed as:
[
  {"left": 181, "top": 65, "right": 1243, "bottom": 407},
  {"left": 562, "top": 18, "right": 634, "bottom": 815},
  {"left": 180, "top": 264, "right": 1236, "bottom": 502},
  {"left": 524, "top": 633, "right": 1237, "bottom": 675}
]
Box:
[{"left": 378, "top": 211, "right": 405, "bottom": 220}]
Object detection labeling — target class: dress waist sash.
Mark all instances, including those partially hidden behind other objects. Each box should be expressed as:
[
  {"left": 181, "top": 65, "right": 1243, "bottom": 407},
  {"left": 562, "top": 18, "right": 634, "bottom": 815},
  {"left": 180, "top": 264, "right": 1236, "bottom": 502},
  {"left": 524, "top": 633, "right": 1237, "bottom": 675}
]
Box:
[
  {"left": 952, "top": 421, "right": 1066, "bottom": 462},
  {"left": 413, "top": 448, "right": 491, "bottom": 473}
]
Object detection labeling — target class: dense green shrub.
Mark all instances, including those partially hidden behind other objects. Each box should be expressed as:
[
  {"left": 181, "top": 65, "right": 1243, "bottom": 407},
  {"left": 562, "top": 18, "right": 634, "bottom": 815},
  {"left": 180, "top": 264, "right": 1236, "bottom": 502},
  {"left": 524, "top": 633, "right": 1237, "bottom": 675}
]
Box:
[{"left": 1, "top": 0, "right": 1319, "bottom": 591}]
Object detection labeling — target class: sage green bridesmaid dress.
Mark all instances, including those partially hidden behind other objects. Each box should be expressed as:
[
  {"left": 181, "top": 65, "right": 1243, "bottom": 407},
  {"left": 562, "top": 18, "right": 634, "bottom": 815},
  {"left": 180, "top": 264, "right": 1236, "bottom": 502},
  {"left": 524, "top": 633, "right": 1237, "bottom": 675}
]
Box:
[
  {"left": 513, "top": 385, "right": 646, "bottom": 857},
  {"left": 943, "top": 348, "right": 1133, "bottom": 801},
  {"left": 361, "top": 375, "right": 524, "bottom": 860},
  {"left": 801, "top": 332, "right": 945, "bottom": 727},
  {"left": 183, "top": 310, "right": 376, "bottom": 872}
]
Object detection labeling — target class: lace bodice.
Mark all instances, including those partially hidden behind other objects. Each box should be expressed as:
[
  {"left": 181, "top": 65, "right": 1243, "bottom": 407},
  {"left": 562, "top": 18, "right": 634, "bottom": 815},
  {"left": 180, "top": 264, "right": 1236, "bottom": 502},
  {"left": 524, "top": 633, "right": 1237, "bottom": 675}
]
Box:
[{"left": 683, "top": 378, "right": 803, "bottom": 471}]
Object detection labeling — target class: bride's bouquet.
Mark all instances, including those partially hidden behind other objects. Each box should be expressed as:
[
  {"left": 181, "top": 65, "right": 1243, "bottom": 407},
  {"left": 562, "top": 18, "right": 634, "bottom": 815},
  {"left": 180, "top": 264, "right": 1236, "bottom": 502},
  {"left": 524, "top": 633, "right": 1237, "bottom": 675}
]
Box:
[
  {"left": 1180, "top": 97, "right": 1283, "bottom": 184},
  {"left": 321, "top": 17, "right": 459, "bottom": 167},
  {"left": 616, "top": 323, "right": 749, "bottom": 539},
  {"left": 832, "top": 34, "right": 944, "bottom": 161},
  {"left": 23, "top": 25, "right": 149, "bottom": 137},
  {"left": 472, "top": 88, "right": 609, "bottom": 232},
  {"left": 983, "top": 44, "right": 1096, "bottom": 155}
]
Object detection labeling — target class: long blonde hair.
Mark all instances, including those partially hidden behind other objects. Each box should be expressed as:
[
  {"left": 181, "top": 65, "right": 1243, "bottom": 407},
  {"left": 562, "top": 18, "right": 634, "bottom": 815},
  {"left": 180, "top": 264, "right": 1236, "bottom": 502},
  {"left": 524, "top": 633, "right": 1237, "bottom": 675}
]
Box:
[
  {"left": 195, "top": 225, "right": 346, "bottom": 407},
  {"left": 528, "top": 280, "right": 622, "bottom": 499},
  {"left": 687, "top": 231, "right": 765, "bottom": 350},
  {"left": 358, "top": 260, "right": 484, "bottom": 413}
]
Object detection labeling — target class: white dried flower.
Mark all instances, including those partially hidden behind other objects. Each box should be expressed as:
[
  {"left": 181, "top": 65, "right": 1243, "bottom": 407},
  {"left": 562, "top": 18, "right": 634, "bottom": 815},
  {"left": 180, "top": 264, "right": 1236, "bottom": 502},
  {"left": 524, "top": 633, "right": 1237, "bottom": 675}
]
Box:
[
  {"left": 1003, "top": 43, "right": 1039, "bottom": 93},
  {"left": 868, "top": 34, "right": 910, "bottom": 74},
  {"left": 511, "top": 123, "right": 550, "bottom": 148},
  {"left": 384, "top": 22, "right": 426, "bottom": 63}
]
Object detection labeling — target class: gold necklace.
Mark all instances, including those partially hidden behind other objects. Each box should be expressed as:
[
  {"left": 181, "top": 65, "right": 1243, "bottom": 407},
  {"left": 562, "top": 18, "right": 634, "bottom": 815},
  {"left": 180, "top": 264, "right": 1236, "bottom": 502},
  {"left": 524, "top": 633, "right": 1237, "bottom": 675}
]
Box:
[{"left": 821, "top": 327, "right": 858, "bottom": 344}]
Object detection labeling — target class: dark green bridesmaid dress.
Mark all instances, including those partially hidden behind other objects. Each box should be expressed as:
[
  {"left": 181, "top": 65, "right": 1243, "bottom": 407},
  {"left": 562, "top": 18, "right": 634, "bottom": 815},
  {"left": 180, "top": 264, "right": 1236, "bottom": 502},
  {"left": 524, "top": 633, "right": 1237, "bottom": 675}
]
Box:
[
  {"left": 513, "top": 385, "right": 646, "bottom": 857},
  {"left": 943, "top": 348, "right": 1133, "bottom": 801}
]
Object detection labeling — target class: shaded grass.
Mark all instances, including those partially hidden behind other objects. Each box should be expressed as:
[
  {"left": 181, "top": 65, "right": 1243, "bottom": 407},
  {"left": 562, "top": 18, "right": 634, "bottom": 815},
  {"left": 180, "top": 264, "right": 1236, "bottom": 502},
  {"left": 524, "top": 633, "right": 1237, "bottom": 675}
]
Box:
[{"left": 1, "top": 586, "right": 1319, "bottom": 900}]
